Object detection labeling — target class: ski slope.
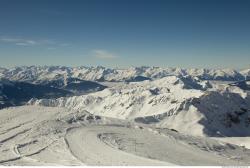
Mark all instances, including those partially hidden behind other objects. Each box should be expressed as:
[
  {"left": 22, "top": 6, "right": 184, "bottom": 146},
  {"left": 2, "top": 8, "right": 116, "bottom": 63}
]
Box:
[
  {"left": 65, "top": 125, "right": 250, "bottom": 166},
  {"left": 1, "top": 106, "right": 250, "bottom": 166}
]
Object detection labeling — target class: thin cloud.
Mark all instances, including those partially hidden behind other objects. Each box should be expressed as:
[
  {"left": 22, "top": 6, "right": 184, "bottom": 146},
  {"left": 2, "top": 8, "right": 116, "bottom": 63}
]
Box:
[
  {"left": 16, "top": 43, "right": 33, "bottom": 46},
  {"left": 92, "top": 49, "right": 118, "bottom": 59},
  {"left": 1, "top": 37, "right": 38, "bottom": 46},
  {"left": 0, "top": 37, "right": 70, "bottom": 48}
]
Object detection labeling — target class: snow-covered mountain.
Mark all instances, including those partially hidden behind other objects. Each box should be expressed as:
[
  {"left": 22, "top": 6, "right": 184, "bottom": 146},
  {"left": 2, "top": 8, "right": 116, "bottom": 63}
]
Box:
[
  {"left": 1, "top": 66, "right": 250, "bottom": 165},
  {"left": 29, "top": 76, "right": 250, "bottom": 137},
  {"left": 0, "top": 66, "right": 249, "bottom": 83},
  {"left": 241, "top": 69, "right": 250, "bottom": 80},
  {"left": 1, "top": 66, "right": 250, "bottom": 136}
]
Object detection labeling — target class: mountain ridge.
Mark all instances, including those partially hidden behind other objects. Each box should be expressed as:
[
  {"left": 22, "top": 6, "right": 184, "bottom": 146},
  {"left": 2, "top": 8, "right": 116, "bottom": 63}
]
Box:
[{"left": 1, "top": 66, "right": 250, "bottom": 82}]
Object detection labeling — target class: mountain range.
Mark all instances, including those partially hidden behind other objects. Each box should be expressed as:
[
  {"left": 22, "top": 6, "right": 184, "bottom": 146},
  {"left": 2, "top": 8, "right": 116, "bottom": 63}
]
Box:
[{"left": 1, "top": 66, "right": 250, "bottom": 82}]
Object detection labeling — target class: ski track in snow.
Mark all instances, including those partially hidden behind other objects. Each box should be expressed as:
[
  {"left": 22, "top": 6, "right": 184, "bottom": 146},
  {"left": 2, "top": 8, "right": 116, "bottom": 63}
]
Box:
[
  {"left": 65, "top": 126, "right": 173, "bottom": 166},
  {"left": 65, "top": 125, "right": 250, "bottom": 166}
]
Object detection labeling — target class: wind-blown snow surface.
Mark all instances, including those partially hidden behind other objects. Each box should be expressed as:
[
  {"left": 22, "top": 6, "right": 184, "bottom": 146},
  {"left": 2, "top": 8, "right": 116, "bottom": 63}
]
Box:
[{"left": 1, "top": 106, "right": 250, "bottom": 166}]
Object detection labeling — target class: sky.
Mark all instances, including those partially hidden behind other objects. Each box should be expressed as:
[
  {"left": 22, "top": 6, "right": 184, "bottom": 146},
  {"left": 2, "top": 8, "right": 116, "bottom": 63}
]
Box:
[{"left": 0, "top": 0, "right": 250, "bottom": 69}]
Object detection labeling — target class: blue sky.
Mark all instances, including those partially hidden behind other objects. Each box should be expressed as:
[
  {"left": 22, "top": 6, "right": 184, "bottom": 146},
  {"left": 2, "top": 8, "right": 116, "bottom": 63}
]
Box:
[{"left": 0, "top": 0, "right": 250, "bottom": 68}]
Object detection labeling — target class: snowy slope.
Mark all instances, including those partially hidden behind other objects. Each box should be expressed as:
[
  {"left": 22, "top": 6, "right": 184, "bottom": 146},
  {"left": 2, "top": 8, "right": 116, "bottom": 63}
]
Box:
[
  {"left": 155, "top": 91, "right": 250, "bottom": 137},
  {"left": 0, "top": 106, "right": 101, "bottom": 165},
  {"left": 28, "top": 76, "right": 204, "bottom": 118},
  {"left": 1, "top": 106, "right": 250, "bottom": 166}
]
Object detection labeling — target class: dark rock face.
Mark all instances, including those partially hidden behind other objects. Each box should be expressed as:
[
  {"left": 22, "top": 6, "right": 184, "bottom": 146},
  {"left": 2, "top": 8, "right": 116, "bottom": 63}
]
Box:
[
  {"left": 194, "top": 92, "right": 250, "bottom": 137},
  {"left": 229, "top": 80, "right": 250, "bottom": 90}
]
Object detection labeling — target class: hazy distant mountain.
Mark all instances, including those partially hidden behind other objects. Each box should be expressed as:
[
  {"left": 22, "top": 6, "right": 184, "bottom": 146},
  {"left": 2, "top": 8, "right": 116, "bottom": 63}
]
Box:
[
  {"left": 0, "top": 66, "right": 249, "bottom": 83},
  {"left": 0, "top": 77, "right": 107, "bottom": 108},
  {"left": 39, "top": 77, "right": 107, "bottom": 94},
  {"left": 0, "top": 79, "right": 71, "bottom": 109}
]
